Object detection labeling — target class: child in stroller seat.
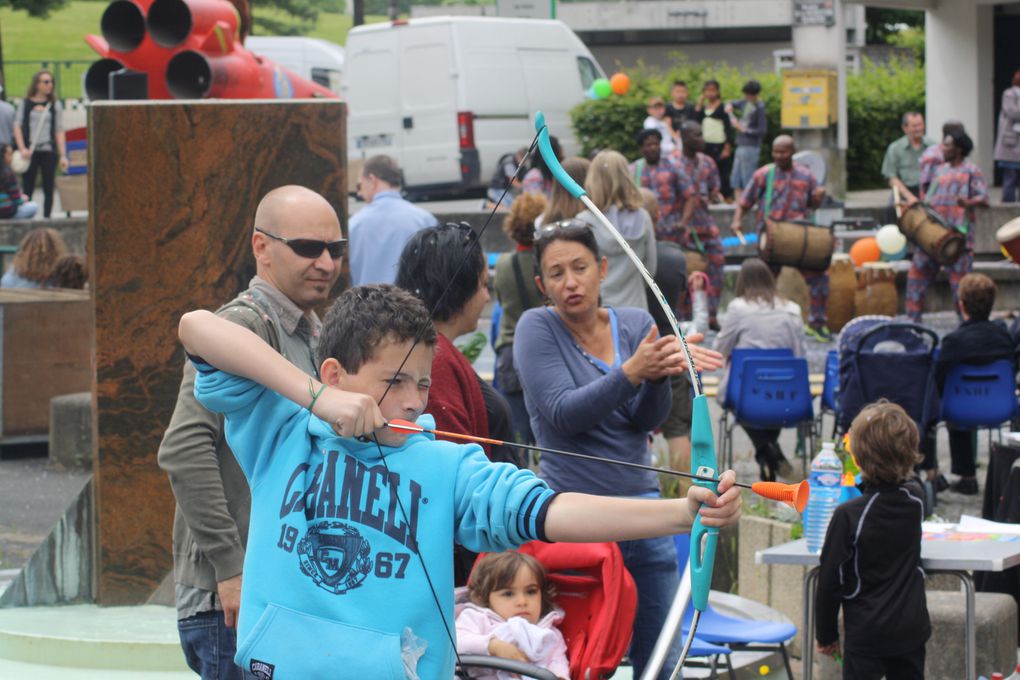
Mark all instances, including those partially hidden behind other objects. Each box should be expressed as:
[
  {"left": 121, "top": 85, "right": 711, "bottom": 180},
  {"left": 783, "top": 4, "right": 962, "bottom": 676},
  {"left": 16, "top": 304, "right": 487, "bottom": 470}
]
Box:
[{"left": 456, "top": 551, "right": 569, "bottom": 679}]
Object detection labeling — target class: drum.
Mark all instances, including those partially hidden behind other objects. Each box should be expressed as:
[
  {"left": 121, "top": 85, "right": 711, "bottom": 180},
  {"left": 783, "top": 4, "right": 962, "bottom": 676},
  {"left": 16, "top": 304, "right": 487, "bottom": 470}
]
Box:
[
  {"left": 997, "top": 216, "right": 1020, "bottom": 264},
  {"left": 683, "top": 248, "right": 708, "bottom": 274},
  {"left": 898, "top": 203, "right": 965, "bottom": 266},
  {"left": 758, "top": 220, "right": 835, "bottom": 271},
  {"left": 856, "top": 262, "right": 898, "bottom": 317},
  {"left": 826, "top": 253, "right": 856, "bottom": 332}
]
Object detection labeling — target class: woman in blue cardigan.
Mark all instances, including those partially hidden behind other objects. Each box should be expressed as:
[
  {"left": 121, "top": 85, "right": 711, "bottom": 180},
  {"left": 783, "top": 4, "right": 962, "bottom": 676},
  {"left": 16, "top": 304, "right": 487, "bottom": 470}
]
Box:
[{"left": 513, "top": 219, "right": 722, "bottom": 680}]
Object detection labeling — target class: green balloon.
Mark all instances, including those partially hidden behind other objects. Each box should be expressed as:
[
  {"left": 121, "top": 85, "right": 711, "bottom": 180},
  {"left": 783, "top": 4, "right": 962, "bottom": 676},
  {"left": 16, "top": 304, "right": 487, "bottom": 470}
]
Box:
[{"left": 593, "top": 78, "right": 612, "bottom": 99}]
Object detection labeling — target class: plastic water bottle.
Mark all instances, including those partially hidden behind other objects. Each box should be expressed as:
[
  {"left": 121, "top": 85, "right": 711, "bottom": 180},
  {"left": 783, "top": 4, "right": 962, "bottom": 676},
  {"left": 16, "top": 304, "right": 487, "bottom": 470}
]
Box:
[{"left": 804, "top": 442, "right": 843, "bottom": 553}]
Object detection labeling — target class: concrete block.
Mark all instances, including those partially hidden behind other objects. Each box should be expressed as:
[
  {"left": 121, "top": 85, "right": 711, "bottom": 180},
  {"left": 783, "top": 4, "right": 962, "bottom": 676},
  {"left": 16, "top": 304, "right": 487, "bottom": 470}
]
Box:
[
  {"left": 49, "top": 393, "right": 93, "bottom": 470},
  {"left": 925, "top": 590, "right": 1017, "bottom": 680},
  {"left": 738, "top": 515, "right": 775, "bottom": 606}
]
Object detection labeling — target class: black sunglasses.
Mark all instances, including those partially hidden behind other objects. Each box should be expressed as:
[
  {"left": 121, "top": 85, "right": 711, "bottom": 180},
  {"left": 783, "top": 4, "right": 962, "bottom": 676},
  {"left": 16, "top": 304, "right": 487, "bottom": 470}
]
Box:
[
  {"left": 533, "top": 218, "right": 591, "bottom": 243},
  {"left": 255, "top": 227, "right": 346, "bottom": 259}
]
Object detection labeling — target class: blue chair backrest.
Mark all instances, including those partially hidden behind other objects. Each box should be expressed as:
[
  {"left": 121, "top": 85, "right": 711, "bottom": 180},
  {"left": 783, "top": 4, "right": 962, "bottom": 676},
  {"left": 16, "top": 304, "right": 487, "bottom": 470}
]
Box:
[
  {"left": 940, "top": 359, "right": 1018, "bottom": 428},
  {"left": 724, "top": 348, "right": 794, "bottom": 410},
  {"left": 736, "top": 357, "right": 814, "bottom": 427},
  {"left": 821, "top": 350, "right": 838, "bottom": 411}
]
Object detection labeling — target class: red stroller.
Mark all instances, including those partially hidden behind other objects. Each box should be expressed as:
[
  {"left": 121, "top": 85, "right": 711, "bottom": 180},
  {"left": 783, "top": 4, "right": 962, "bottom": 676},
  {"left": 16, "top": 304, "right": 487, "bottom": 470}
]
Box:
[{"left": 456, "top": 541, "right": 638, "bottom": 680}]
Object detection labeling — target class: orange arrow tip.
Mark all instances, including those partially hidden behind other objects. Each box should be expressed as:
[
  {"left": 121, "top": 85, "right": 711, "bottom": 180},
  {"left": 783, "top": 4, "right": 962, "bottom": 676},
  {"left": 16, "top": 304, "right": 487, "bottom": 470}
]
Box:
[
  {"left": 751, "top": 480, "right": 810, "bottom": 514},
  {"left": 387, "top": 419, "right": 423, "bottom": 433}
]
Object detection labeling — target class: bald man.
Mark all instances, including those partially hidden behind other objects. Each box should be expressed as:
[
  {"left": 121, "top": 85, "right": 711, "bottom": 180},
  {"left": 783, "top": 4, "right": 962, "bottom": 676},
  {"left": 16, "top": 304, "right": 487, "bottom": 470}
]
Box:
[
  {"left": 731, "top": 136, "right": 830, "bottom": 340},
  {"left": 158, "top": 186, "right": 347, "bottom": 680}
]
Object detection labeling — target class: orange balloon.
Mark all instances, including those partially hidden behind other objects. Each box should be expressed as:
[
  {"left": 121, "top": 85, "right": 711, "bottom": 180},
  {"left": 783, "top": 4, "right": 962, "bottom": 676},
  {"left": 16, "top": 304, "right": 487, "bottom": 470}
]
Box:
[
  {"left": 849, "top": 237, "right": 881, "bottom": 267},
  {"left": 610, "top": 72, "right": 630, "bottom": 95}
]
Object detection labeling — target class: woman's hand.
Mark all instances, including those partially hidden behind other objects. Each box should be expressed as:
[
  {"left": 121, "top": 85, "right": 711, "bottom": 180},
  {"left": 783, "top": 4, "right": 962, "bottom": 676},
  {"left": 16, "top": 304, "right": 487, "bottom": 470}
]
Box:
[
  {"left": 817, "top": 640, "right": 841, "bottom": 659},
  {"left": 59, "top": 155, "right": 69, "bottom": 173},
  {"left": 680, "top": 332, "right": 724, "bottom": 372},
  {"left": 686, "top": 469, "right": 742, "bottom": 527},
  {"left": 488, "top": 637, "right": 531, "bottom": 664},
  {"left": 311, "top": 387, "right": 386, "bottom": 439},
  {"left": 622, "top": 327, "right": 687, "bottom": 385}
]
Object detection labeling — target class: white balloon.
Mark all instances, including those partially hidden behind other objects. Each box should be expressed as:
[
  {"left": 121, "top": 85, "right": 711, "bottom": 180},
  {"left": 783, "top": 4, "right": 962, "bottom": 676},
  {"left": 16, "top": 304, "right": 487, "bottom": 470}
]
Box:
[{"left": 876, "top": 224, "right": 907, "bottom": 255}]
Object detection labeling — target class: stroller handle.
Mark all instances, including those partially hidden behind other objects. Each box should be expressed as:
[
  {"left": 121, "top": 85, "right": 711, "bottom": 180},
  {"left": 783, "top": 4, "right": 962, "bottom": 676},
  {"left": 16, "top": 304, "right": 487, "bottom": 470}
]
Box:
[
  {"left": 855, "top": 321, "right": 940, "bottom": 354},
  {"left": 456, "top": 655, "right": 558, "bottom": 680}
]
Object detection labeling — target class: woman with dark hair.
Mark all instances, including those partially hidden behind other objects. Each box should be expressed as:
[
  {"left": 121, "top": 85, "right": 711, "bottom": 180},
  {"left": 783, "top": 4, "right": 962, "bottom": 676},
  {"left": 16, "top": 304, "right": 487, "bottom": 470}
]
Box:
[
  {"left": 1, "top": 226, "right": 67, "bottom": 288},
  {"left": 993, "top": 69, "right": 1020, "bottom": 203},
  {"left": 44, "top": 253, "right": 88, "bottom": 289},
  {"left": 513, "top": 220, "right": 722, "bottom": 680},
  {"left": 396, "top": 223, "right": 520, "bottom": 583},
  {"left": 0, "top": 144, "right": 38, "bottom": 219},
  {"left": 522, "top": 135, "right": 562, "bottom": 198},
  {"left": 906, "top": 130, "right": 989, "bottom": 322},
  {"left": 14, "top": 70, "right": 67, "bottom": 218},
  {"left": 714, "top": 258, "right": 804, "bottom": 481}
]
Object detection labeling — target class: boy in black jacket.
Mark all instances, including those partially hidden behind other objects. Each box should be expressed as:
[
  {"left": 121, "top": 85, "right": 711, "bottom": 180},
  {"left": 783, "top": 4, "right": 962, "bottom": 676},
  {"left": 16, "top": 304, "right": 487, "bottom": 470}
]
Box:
[{"left": 816, "top": 400, "right": 931, "bottom": 679}]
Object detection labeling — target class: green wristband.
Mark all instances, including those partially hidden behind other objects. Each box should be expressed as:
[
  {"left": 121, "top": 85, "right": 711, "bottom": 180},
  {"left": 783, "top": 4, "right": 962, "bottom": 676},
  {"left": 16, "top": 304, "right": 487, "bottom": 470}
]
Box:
[{"left": 308, "top": 382, "right": 327, "bottom": 412}]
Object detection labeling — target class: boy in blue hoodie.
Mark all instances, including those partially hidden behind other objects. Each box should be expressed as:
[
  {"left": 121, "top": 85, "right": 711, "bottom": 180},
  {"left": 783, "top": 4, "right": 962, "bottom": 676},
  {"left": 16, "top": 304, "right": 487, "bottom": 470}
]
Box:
[{"left": 179, "top": 283, "right": 741, "bottom": 680}]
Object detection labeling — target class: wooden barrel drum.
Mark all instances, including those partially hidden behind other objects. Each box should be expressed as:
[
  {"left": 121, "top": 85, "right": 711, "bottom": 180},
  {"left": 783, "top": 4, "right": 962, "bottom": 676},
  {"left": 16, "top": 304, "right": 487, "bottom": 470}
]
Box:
[
  {"left": 759, "top": 220, "right": 835, "bottom": 271},
  {"left": 898, "top": 203, "right": 965, "bottom": 266}
]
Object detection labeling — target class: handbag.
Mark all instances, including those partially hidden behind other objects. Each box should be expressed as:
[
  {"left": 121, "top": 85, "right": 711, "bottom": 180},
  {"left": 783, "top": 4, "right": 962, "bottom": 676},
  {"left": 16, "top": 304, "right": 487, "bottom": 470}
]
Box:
[{"left": 11, "top": 102, "right": 52, "bottom": 174}]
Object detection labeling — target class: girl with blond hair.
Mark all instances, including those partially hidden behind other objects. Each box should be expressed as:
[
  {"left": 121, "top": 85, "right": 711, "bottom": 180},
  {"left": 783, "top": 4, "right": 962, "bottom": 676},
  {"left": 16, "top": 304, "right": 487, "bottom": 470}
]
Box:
[
  {"left": 575, "top": 150, "right": 655, "bottom": 310},
  {"left": 1, "top": 227, "right": 68, "bottom": 288}
]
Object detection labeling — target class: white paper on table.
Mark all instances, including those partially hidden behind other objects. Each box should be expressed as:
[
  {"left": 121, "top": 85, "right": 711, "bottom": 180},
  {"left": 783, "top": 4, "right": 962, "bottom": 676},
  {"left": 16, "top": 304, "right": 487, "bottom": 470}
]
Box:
[
  {"left": 957, "top": 514, "right": 1020, "bottom": 535},
  {"left": 922, "top": 522, "right": 957, "bottom": 533}
]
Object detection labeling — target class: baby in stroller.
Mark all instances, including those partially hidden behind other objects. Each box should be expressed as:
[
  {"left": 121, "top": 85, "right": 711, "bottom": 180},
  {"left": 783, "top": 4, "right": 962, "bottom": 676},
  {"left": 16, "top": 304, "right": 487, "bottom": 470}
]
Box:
[{"left": 456, "top": 551, "right": 569, "bottom": 679}]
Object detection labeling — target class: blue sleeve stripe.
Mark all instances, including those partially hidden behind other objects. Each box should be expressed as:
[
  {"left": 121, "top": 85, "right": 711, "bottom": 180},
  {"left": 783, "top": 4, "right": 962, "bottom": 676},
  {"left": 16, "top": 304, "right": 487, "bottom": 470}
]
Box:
[{"left": 517, "top": 488, "right": 558, "bottom": 542}]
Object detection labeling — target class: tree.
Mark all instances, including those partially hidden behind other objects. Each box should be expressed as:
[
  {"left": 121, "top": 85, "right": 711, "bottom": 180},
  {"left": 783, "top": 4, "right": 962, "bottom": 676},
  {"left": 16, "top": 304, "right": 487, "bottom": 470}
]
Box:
[
  {"left": 865, "top": 8, "right": 923, "bottom": 45},
  {"left": 0, "top": 0, "right": 68, "bottom": 19},
  {"left": 251, "top": 0, "right": 320, "bottom": 36}
]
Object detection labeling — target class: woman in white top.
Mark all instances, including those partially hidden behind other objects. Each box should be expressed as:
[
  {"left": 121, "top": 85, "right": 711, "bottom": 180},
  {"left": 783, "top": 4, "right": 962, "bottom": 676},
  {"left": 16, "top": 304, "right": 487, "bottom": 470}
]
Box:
[
  {"left": 575, "top": 150, "right": 656, "bottom": 311},
  {"left": 715, "top": 258, "right": 805, "bottom": 481},
  {"left": 14, "top": 70, "right": 67, "bottom": 219}
]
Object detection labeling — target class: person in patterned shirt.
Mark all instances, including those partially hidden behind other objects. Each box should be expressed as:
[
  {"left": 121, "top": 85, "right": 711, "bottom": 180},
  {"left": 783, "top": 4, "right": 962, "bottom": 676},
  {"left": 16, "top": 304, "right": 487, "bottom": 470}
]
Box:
[
  {"left": 630, "top": 128, "right": 686, "bottom": 242},
  {"left": 905, "top": 130, "right": 988, "bottom": 322},
  {"left": 673, "top": 121, "right": 725, "bottom": 329},
  {"left": 917, "top": 120, "right": 964, "bottom": 196},
  {"left": 730, "top": 135, "right": 829, "bottom": 339}
]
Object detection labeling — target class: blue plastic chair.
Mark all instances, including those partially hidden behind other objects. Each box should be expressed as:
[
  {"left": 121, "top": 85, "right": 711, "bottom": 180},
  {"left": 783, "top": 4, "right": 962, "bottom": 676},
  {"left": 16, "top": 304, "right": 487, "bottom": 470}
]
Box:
[
  {"left": 717, "top": 348, "right": 794, "bottom": 469},
  {"left": 814, "top": 350, "right": 839, "bottom": 441},
  {"left": 940, "top": 359, "right": 1019, "bottom": 448},
  {"left": 734, "top": 357, "right": 816, "bottom": 475},
  {"left": 674, "top": 535, "right": 796, "bottom": 679}
]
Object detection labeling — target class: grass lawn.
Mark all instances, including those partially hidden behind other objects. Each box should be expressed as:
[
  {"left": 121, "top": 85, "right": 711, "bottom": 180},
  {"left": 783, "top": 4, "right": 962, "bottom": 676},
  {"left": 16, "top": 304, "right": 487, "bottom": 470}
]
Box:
[{"left": 0, "top": 2, "right": 386, "bottom": 97}]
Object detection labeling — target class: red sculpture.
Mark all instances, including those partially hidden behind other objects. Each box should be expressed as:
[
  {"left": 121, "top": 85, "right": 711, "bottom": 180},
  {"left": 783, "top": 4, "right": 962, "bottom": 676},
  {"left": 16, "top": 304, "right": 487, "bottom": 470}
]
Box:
[{"left": 85, "top": 0, "right": 336, "bottom": 100}]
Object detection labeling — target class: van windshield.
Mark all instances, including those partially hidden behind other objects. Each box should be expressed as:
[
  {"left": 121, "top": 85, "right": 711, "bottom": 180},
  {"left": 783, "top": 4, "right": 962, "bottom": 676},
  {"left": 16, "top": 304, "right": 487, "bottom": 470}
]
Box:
[{"left": 577, "top": 57, "right": 600, "bottom": 90}]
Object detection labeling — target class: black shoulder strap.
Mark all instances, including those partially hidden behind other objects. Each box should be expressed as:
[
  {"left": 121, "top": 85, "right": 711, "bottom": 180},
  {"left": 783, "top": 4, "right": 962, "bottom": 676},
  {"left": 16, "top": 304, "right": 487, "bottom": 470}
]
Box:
[{"left": 511, "top": 252, "right": 534, "bottom": 310}]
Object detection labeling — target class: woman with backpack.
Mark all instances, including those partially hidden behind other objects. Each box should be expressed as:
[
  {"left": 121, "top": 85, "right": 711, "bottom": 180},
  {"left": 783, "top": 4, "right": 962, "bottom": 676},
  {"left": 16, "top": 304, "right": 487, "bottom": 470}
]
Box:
[{"left": 13, "top": 70, "right": 67, "bottom": 218}]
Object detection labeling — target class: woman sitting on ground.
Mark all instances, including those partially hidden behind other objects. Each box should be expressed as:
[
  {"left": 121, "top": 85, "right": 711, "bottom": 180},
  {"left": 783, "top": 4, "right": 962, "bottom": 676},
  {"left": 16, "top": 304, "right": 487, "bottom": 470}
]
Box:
[
  {"left": 1, "top": 227, "right": 67, "bottom": 288},
  {"left": 714, "top": 257, "right": 805, "bottom": 481},
  {"left": 0, "top": 144, "right": 38, "bottom": 220}
]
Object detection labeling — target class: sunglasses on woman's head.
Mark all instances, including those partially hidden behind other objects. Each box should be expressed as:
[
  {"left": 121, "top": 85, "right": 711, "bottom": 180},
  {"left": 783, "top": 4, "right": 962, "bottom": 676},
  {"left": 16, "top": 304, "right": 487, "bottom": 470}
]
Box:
[
  {"left": 533, "top": 219, "right": 591, "bottom": 243},
  {"left": 255, "top": 227, "right": 346, "bottom": 259}
]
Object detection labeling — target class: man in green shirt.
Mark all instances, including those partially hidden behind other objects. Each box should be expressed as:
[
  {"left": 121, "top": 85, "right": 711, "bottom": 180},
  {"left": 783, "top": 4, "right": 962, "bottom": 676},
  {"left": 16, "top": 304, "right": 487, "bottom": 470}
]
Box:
[{"left": 881, "top": 111, "right": 936, "bottom": 209}]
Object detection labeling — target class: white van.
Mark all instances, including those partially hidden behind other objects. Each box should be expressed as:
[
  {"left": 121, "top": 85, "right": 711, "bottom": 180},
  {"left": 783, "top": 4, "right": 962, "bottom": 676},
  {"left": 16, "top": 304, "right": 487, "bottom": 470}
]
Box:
[
  {"left": 342, "top": 16, "right": 604, "bottom": 196},
  {"left": 244, "top": 36, "right": 345, "bottom": 95}
]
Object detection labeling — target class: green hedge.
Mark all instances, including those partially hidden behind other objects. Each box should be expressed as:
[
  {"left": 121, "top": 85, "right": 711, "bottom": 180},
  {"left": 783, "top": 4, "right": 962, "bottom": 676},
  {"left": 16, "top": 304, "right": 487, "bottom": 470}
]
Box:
[{"left": 570, "top": 56, "right": 924, "bottom": 190}]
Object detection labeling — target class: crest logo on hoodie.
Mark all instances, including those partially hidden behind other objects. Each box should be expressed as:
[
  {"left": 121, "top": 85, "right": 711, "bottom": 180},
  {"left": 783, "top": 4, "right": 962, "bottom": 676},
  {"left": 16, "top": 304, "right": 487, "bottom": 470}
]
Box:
[{"left": 297, "top": 521, "right": 373, "bottom": 594}]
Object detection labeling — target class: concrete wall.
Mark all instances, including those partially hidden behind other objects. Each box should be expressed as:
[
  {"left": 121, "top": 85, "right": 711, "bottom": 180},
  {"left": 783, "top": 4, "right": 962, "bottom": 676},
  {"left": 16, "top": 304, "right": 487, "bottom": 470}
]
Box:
[{"left": 926, "top": 2, "right": 997, "bottom": 178}]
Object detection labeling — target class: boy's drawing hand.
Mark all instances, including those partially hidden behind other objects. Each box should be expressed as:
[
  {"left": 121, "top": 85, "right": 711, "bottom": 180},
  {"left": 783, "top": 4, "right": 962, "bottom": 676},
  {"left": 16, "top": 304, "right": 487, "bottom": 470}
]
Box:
[
  {"left": 488, "top": 637, "right": 531, "bottom": 664},
  {"left": 686, "top": 470, "right": 741, "bottom": 527},
  {"left": 817, "top": 640, "right": 841, "bottom": 658},
  {"left": 314, "top": 388, "right": 386, "bottom": 438}
]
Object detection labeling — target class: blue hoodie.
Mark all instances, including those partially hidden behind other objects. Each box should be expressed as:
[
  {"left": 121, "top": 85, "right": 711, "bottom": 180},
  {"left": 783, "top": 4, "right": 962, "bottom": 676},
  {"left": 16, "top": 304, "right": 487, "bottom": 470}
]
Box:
[{"left": 193, "top": 362, "right": 557, "bottom": 680}]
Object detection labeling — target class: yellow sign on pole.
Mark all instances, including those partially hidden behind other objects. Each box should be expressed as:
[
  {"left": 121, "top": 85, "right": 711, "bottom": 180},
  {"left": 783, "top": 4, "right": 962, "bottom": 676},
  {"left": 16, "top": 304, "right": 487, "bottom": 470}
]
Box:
[{"left": 781, "top": 69, "right": 837, "bottom": 129}]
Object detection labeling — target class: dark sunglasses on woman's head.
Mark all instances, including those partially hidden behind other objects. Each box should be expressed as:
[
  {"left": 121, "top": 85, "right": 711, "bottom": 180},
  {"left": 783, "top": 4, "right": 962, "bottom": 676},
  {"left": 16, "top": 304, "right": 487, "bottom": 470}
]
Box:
[
  {"left": 254, "top": 227, "right": 346, "bottom": 259},
  {"left": 533, "top": 218, "right": 591, "bottom": 243}
]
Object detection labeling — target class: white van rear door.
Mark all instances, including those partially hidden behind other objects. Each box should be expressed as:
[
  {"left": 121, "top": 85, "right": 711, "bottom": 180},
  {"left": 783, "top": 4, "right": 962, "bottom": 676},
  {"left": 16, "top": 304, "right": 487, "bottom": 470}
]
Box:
[
  {"left": 398, "top": 26, "right": 460, "bottom": 187},
  {"left": 345, "top": 35, "right": 403, "bottom": 170}
]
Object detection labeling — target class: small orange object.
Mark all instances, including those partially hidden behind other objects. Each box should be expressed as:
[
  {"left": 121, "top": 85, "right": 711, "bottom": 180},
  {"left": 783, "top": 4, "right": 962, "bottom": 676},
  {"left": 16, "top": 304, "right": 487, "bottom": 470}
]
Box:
[
  {"left": 751, "top": 480, "right": 810, "bottom": 513},
  {"left": 610, "top": 72, "right": 630, "bottom": 95},
  {"left": 849, "top": 237, "right": 881, "bottom": 267}
]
